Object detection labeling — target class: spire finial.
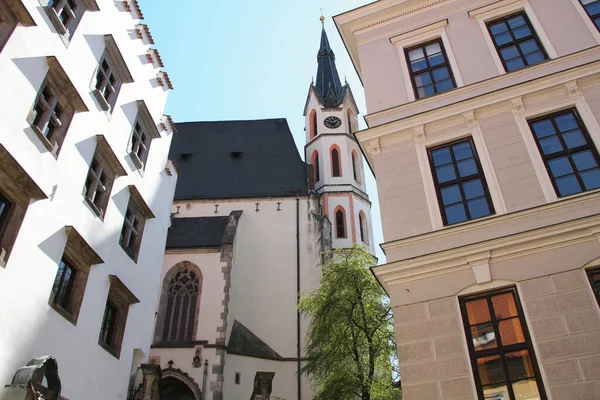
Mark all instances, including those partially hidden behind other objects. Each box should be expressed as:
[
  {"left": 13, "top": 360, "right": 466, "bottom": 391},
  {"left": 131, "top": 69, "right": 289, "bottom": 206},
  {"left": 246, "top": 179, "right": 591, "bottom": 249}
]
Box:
[{"left": 320, "top": 8, "right": 325, "bottom": 25}]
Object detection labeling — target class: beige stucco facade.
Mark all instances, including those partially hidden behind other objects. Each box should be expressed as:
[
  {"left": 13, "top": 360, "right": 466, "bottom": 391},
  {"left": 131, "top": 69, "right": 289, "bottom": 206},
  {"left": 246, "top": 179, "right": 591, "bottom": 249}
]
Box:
[{"left": 335, "top": 0, "right": 600, "bottom": 399}]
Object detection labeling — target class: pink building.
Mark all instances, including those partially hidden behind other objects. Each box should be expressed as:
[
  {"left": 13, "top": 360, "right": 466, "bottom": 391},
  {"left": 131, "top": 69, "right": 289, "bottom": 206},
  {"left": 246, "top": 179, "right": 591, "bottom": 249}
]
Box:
[{"left": 335, "top": 1, "right": 600, "bottom": 399}]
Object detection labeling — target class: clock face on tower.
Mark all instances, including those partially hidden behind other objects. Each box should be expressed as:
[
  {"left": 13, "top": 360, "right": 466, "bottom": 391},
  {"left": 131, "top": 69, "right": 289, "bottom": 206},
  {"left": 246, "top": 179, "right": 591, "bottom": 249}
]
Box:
[{"left": 323, "top": 116, "right": 342, "bottom": 129}]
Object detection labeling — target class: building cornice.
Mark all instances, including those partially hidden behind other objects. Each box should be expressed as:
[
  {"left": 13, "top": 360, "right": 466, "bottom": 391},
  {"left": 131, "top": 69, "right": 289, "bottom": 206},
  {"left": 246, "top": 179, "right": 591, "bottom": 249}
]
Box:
[{"left": 356, "top": 47, "right": 600, "bottom": 165}]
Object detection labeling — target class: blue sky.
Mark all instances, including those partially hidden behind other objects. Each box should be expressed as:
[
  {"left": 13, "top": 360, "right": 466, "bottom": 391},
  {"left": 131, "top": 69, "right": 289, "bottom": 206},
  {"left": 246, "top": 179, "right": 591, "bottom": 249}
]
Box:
[{"left": 139, "top": 0, "right": 385, "bottom": 261}]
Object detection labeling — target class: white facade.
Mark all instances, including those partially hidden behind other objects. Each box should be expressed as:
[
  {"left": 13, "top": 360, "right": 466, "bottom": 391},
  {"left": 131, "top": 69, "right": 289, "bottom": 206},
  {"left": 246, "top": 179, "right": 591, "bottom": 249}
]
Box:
[{"left": 0, "top": 1, "right": 176, "bottom": 399}]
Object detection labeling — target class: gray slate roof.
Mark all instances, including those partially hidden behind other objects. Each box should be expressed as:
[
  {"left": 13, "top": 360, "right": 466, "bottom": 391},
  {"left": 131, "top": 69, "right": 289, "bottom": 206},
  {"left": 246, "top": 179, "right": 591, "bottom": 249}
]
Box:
[
  {"left": 166, "top": 216, "right": 229, "bottom": 249},
  {"left": 170, "top": 118, "right": 309, "bottom": 201},
  {"left": 227, "top": 320, "right": 283, "bottom": 360}
]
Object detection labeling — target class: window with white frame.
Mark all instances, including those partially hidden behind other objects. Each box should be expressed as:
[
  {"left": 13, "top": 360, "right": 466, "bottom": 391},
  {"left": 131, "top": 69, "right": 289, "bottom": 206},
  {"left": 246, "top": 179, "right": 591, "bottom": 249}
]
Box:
[
  {"left": 83, "top": 136, "right": 126, "bottom": 218},
  {"left": 27, "top": 57, "right": 87, "bottom": 156},
  {"left": 92, "top": 35, "right": 133, "bottom": 113}
]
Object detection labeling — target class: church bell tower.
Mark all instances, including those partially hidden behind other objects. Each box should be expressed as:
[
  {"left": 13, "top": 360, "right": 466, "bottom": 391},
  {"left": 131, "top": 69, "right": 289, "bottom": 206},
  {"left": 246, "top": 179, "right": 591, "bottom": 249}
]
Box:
[{"left": 304, "top": 16, "right": 375, "bottom": 255}]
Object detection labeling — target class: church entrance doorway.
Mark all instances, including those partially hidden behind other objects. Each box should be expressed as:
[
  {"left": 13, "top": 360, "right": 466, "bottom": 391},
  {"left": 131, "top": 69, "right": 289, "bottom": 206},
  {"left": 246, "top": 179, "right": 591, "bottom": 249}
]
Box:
[{"left": 159, "top": 377, "right": 197, "bottom": 400}]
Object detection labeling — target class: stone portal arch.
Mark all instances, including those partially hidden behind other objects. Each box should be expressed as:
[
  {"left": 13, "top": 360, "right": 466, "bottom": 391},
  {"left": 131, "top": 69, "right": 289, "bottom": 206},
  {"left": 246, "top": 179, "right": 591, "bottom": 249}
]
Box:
[{"left": 159, "top": 368, "right": 201, "bottom": 400}]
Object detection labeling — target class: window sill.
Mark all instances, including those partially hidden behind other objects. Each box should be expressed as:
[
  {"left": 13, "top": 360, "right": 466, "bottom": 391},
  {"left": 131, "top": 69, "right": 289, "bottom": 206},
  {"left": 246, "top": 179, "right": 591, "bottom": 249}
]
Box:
[
  {"left": 130, "top": 152, "right": 146, "bottom": 173},
  {"left": 49, "top": 302, "right": 77, "bottom": 326},
  {"left": 29, "top": 124, "right": 59, "bottom": 157},
  {"left": 98, "top": 340, "right": 120, "bottom": 359},
  {"left": 92, "top": 89, "right": 111, "bottom": 112},
  {"left": 84, "top": 197, "right": 105, "bottom": 221}
]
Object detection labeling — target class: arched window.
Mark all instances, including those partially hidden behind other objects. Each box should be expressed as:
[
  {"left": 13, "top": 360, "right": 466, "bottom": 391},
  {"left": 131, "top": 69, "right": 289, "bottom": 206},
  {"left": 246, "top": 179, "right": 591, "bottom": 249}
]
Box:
[
  {"left": 347, "top": 109, "right": 353, "bottom": 135},
  {"left": 352, "top": 151, "right": 359, "bottom": 182},
  {"left": 310, "top": 110, "right": 317, "bottom": 140},
  {"left": 331, "top": 146, "right": 341, "bottom": 177},
  {"left": 334, "top": 207, "right": 346, "bottom": 238},
  {"left": 359, "top": 212, "right": 368, "bottom": 244},
  {"left": 312, "top": 150, "right": 320, "bottom": 183},
  {"left": 162, "top": 266, "right": 200, "bottom": 342}
]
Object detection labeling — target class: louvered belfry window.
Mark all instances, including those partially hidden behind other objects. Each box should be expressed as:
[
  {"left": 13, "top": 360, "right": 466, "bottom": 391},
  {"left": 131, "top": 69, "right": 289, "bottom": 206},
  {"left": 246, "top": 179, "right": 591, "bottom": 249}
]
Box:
[{"left": 162, "top": 268, "right": 200, "bottom": 342}]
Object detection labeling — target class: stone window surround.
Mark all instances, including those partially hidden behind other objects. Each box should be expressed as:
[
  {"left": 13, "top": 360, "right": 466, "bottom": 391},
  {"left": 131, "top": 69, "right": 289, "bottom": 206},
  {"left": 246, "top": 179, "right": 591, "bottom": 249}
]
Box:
[
  {"left": 119, "top": 185, "right": 155, "bottom": 262},
  {"left": 586, "top": 265, "right": 600, "bottom": 306},
  {"left": 468, "top": 0, "right": 557, "bottom": 76},
  {"left": 153, "top": 261, "right": 203, "bottom": 345},
  {"left": 83, "top": 135, "right": 127, "bottom": 220},
  {"left": 414, "top": 115, "right": 508, "bottom": 231},
  {"left": 458, "top": 285, "right": 548, "bottom": 400},
  {"left": 0, "top": 0, "right": 36, "bottom": 53},
  {"left": 48, "top": 226, "right": 104, "bottom": 325},
  {"left": 98, "top": 274, "right": 140, "bottom": 359},
  {"left": 391, "top": 19, "right": 464, "bottom": 103},
  {"left": 128, "top": 100, "right": 161, "bottom": 171},
  {"left": 91, "top": 35, "right": 134, "bottom": 113},
  {"left": 38, "top": 0, "right": 99, "bottom": 46},
  {"left": 510, "top": 81, "right": 600, "bottom": 204},
  {"left": 0, "top": 145, "right": 47, "bottom": 267},
  {"left": 26, "top": 56, "right": 88, "bottom": 157},
  {"left": 571, "top": 0, "right": 600, "bottom": 44}
]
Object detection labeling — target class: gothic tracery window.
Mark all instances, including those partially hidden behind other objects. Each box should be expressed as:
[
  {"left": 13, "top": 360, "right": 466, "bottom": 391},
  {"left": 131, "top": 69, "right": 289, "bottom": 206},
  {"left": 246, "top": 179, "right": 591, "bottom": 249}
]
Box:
[{"left": 162, "top": 267, "right": 200, "bottom": 342}]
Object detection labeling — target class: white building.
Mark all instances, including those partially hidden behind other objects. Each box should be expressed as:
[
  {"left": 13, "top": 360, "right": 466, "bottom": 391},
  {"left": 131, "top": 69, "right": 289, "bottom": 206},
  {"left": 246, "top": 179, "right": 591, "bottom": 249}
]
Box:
[
  {"left": 149, "top": 22, "right": 375, "bottom": 400},
  {"left": 0, "top": 1, "right": 177, "bottom": 399}
]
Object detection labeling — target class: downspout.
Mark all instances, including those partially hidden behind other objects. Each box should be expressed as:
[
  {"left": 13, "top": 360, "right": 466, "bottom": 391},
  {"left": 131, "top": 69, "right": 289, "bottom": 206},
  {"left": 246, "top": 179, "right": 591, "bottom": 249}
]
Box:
[{"left": 296, "top": 198, "right": 302, "bottom": 400}]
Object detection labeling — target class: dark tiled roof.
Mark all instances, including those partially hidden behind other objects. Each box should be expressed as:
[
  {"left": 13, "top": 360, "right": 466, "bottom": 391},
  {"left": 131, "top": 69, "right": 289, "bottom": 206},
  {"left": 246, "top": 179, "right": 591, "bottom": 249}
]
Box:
[
  {"left": 166, "top": 216, "right": 229, "bottom": 249},
  {"left": 315, "top": 26, "right": 343, "bottom": 107},
  {"left": 170, "top": 118, "right": 309, "bottom": 201},
  {"left": 227, "top": 320, "right": 282, "bottom": 360}
]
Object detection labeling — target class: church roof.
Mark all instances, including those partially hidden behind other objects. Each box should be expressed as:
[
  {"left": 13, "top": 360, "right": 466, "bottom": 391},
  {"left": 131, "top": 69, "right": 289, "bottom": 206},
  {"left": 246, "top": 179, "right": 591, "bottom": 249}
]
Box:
[
  {"left": 227, "top": 320, "right": 283, "bottom": 360},
  {"left": 166, "top": 216, "right": 229, "bottom": 249},
  {"left": 170, "top": 118, "right": 309, "bottom": 200},
  {"left": 315, "top": 25, "right": 343, "bottom": 107}
]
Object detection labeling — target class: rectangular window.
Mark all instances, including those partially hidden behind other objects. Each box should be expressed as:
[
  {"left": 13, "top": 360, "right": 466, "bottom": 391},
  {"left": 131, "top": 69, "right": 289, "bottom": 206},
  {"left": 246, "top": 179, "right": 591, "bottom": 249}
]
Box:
[
  {"left": 486, "top": 12, "right": 548, "bottom": 72},
  {"left": 528, "top": 109, "right": 600, "bottom": 197},
  {"left": 84, "top": 155, "right": 111, "bottom": 216},
  {"left": 94, "top": 54, "right": 122, "bottom": 112},
  {"left": 460, "top": 287, "right": 547, "bottom": 400},
  {"left": 587, "top": 267, "right": 600, "bottom": 306},
  {"left": 51, "top": 258, "right": 76, "bottom": 311},
  {"left": 428, "top": 138, "right": 495, "bottom": 225},
  {"left": 100, "top": 301, "right": 118, "bottom": 347},
  {"left": 405, "top": 39, "right": 456, "bottom": 99},
  {"left": 31, "top": 82, "right": 63, "bottom": 152},
  {"left": 45, "top": 0, "right": 84, "bottom": 39},
  {"left": 580, "top": 0, "right": 600, "bottom": 31},
  {"left": 130, "top": 119, "right": 151, "bottom": 168},
  {"left": 0, "top": 191, "right": 12, "bottom": 236}
]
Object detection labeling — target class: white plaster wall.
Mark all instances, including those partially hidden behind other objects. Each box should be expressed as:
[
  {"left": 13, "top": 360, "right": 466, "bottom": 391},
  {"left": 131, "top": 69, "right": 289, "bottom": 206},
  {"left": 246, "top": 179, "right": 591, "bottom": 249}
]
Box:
[{"left": 0, "top": 1, "right": 176, "bottom": 399}]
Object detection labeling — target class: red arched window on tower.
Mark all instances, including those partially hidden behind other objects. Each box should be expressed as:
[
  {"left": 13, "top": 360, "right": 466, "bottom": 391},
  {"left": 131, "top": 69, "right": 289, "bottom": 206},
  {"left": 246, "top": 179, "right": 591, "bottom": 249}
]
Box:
[
  {"left": 352, "top": 150, "right": 359, "bottom": 182},
  {"left": 311, "top": 150, "right": 320, "bottom": 183},
  {"left": 310, "top": 110, "right": 317, "bottom": 140},
  {"left": 359, "top": 211, "right": 368, "bottom": 244},
  {"left": 334, "top": 206, "right": 347, "bottom": 238},
  {"left": 347, "top": 109, "right": 353, "bottom": 135},
  {"left": 330, "top": 145, "right": 341, "bottom": 177}
]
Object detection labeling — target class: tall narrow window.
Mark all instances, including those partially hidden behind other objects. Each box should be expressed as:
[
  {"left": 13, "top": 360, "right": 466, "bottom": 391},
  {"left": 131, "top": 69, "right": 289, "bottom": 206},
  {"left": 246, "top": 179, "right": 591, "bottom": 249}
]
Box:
[
  {"left": 92, "top": 36, "right": 134, "bottom": 112},
  {"left": 312, "top": 151, "right": 320, "bottom": 183},
  {"left": 51, "top": 258, "right": 76, "bottom": 311},
  {"left": 405, "top": 39, "right": 456, "bottom": 99},
  {"left": 352, "top": 151, "right": 359, "bottom": 182},
  {"left": 162, "top": 267, "right": 200, "bottom": 342},
  {"left": 310, "top": 110, "right": 317, "bottom": 139},
  {"left": 587, "top": 267, "right": 600, "bottom": 306},
  {"left": 331, "top": 147, "right": 341, "bottom": 177},
  {"left": 359, "top": 212, "right": 367, "bottom": 244},
  {"left": 100, "top": 301, "right": 118, "bottom": 347},
  {"left": 348, "top": 110, "right": 353, "bottom": 135},
  {"left": 0, "top": 192, "right": 12, "bottom": 237},
  {"left": 460, "top": 287, "right": 546, "bottom": 400},
  {"left": 130, "top": 119, "right": 151, "bottom": 168},
  {"left": 335, "top": 208, "right": 346, "bottom": 238},
  {"left": 486, "top": 12, "right": 548, "bottom": 72},
  {"left": 429, "top": 138, "right": 495, "bottom": 225},
  {"left": 120, "top": 186, "right": 155, "bottom": 262},
  {"left": 579, "top": 0, "right": 600, "bottom": 31},
  {"left": 528, "top": 109, "right": 600, "bottom": 197}
]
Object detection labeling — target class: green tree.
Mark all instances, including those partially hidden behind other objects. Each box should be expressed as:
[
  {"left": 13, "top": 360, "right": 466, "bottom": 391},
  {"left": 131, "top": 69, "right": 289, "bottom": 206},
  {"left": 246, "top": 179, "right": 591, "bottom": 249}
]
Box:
[{"left": 299, "top": 245, "right": 401, "bottom": 400}]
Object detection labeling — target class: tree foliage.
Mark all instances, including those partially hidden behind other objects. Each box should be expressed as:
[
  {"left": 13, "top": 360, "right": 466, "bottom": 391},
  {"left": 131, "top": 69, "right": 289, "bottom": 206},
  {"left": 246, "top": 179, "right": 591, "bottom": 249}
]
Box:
[{"left": 299, "top": 245, "right": 400, "bottom": 400}]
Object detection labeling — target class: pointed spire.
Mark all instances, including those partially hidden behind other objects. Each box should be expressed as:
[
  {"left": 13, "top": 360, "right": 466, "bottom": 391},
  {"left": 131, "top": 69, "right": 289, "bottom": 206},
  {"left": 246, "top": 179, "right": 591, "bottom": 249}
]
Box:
[{"left": 315, "top": 17, "right": 343, "bottom": 107}]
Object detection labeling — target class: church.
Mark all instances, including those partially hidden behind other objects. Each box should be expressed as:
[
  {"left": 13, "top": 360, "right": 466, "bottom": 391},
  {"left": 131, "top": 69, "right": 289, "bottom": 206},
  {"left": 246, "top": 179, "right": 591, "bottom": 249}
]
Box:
[{"left": 147, "top": 20, "right": 375, "bottom": 400}]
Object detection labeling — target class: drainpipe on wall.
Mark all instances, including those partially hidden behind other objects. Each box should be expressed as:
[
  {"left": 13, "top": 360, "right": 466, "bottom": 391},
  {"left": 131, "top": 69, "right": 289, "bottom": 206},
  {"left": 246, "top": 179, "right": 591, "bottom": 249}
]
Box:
[
  {"left": 202, "top": 359, "right": 208, "bottom": 400},
  {"left": 296, "top": 198, "right": 302, "bottom": 400}
]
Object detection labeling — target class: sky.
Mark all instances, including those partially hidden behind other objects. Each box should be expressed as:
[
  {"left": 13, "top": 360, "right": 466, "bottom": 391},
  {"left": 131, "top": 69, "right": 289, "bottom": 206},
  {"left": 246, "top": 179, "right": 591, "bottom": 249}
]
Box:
[{"left": 139, "top": 0, "right": 386, "bottom": 262}]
